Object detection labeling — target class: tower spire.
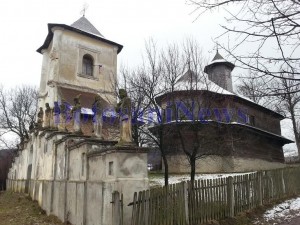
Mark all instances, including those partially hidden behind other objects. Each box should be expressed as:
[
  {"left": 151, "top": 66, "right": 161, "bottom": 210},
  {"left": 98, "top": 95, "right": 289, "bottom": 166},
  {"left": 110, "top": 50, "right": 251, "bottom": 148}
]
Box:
[{"left": 204, "top": 49, "right": 235, "bottom": 92}]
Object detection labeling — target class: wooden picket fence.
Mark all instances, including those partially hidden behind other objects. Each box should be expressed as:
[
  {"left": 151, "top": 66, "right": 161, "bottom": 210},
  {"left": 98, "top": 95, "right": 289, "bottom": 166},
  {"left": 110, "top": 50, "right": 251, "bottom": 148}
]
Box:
[{"left": 127, "top": 166, "right": 300, "bottom": 225}]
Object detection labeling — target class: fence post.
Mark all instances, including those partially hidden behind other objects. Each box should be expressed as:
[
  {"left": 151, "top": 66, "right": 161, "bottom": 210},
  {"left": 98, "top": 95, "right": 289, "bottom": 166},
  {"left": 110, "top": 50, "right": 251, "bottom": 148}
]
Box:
[
  {"left": 183, "top": 182, "right": 190, "bottom": 225},
  {"left": 257, "top": 172, "right": 263, "bottom": 206},
  {"left": 112, "top": 191, "right": 122, "bottom": 225},
  {"left": 246, "top": 175, "right": 251, "bottom": 210},
  {"left": 281, "top": 170, "right": 286, "bottom": 195},
  {"left": 227, "top": 176, "right": 234, "bottom": 217}
]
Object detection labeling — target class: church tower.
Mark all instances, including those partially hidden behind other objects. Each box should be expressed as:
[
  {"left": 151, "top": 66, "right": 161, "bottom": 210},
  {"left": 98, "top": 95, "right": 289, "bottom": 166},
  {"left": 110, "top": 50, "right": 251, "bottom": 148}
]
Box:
[
  {"left": 204, "top": 51, "right": 235, "bottom": 92},
  {"left": 37, "top": 16, "right": 123, "bottom": 109}
]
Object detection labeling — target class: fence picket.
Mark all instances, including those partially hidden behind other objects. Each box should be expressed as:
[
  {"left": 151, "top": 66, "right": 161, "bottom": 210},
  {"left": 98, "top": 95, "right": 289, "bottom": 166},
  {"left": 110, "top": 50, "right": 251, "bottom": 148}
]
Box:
[{"left": 129, "top": 167, "right": 300, "bottom": 225}]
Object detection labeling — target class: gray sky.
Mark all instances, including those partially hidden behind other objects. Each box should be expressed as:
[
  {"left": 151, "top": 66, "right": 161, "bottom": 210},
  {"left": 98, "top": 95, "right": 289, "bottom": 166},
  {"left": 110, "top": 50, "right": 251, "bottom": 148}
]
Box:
[{"left": 0, "top": 0, "right": 227, "bottom": 87}]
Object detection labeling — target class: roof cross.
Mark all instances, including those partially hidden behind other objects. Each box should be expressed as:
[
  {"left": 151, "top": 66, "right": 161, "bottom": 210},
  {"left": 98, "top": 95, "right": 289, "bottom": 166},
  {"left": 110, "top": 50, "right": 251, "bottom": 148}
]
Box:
[
  {"left": 214, "top": 42, "right": 219, "bottom": 53},
  {"left": 80, "top": 3, "right": 89, "bottom": 17}
]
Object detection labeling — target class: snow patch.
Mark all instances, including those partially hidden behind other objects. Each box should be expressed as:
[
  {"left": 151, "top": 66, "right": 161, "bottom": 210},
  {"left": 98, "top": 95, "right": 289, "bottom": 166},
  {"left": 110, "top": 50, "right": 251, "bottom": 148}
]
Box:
[
  {"left": 150, "top": 172, "right": 254, "bottom": 187},
  {"left": 263, "top": 197, "right": 300, "bottom": 223}
]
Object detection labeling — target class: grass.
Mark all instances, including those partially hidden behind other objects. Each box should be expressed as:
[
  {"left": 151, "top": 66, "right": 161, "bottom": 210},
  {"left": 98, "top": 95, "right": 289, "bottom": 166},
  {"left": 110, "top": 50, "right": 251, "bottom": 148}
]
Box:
[
  {"left": 200, "top": 196, "right": 299, "bottom": 225},
  {"left": 0, "top": 191, "right": 65, "bottom": 225}
]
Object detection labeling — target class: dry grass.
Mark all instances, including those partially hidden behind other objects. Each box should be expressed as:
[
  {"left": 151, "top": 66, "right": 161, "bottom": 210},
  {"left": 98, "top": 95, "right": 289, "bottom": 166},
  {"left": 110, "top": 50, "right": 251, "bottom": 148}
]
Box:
[
  {"left": 200, "top": 196, "right": 300, "bottom": 225},
  {"left": 0, "top": 191, "right": 65, "bottom": 225}
]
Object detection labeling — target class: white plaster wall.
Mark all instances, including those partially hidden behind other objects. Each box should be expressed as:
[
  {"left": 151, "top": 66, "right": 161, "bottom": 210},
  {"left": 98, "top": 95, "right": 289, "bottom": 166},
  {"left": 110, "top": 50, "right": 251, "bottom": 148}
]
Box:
[
  {"left": 55, "top": 142, "right": 67, "bottom": 180},
  {"left": 88, "top": 154, "right": 106, "bottom": 181},
  {"left": 8, "top": 133, "right": 150, "bottom": 225},
  {"left": 69, "top": 146, "right": 87, "bottom": 181},
  {"left": 42, "top": 139, "right": 55, "bottom": 179},
  {"left": 31, "top": 135, "right": 39, "bottom": 179}
]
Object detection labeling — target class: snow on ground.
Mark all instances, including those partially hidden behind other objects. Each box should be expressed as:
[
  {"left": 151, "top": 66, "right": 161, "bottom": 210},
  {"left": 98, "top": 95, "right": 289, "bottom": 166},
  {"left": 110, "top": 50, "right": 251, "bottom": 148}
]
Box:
[
  {"left": 254, "top": 197, "right": 300, "bottom": 225},
  {"left": 150, "top": 172, "right": 254, "bottom": 187}
]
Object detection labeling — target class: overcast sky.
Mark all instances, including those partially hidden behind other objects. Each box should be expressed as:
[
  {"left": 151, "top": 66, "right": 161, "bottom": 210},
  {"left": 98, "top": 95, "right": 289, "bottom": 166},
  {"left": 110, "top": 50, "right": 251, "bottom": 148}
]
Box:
[{"left": 0, "top": 0, "right": 229, "bottom": 87}]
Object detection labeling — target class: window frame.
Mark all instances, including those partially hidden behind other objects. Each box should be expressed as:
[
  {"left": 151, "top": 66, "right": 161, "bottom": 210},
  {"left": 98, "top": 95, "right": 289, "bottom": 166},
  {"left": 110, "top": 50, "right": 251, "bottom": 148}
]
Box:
[
  {"left": 82, "top": 54, "right": 94, "bottom": 76},
  {"left": 77, "top": 45, "right": 100, "bottom": 80}
]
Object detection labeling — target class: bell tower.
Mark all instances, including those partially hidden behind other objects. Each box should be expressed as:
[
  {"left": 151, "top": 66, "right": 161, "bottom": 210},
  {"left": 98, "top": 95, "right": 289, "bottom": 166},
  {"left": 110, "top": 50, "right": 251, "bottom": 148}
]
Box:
[
  {"left": 204, "top": 50, "right": 235, "bottom": 92},
  {"left": 37, "top": 16, "right": 123, "bottom": 109}
]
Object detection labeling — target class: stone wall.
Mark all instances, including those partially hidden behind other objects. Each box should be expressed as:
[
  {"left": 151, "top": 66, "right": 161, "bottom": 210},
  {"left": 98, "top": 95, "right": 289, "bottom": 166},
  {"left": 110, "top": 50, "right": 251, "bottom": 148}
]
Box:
[{"left": 7, "top": 130, "right": 149, "bottom": 225}]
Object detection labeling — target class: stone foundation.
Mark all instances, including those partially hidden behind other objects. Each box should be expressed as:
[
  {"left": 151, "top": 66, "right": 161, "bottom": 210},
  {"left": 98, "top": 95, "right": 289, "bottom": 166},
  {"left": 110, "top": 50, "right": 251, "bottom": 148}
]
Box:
[{"left": 164, "top": 155, "right": 286, "bottom": 173}]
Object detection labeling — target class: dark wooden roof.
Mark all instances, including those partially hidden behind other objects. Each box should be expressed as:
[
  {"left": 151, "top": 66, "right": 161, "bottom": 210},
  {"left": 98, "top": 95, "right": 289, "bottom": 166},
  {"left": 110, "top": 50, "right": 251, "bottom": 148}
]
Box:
[{"left": 155, "top": 90, "right": 285, "bottom": 119}]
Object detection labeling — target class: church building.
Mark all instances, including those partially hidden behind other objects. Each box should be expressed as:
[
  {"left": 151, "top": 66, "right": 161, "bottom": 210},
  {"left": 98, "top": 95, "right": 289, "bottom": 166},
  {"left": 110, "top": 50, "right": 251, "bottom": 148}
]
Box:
[{"left": 150, "top": 51, "right": 293, "bottom": 173}]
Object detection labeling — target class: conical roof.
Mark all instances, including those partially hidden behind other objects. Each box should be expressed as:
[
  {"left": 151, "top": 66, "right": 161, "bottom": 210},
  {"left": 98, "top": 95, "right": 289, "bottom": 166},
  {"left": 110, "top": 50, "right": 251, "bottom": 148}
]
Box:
[
  {"left": 204, "top": 50, "right": 235, "bottom": 73},
  {"left": 71, "top": 16, "right": 104, "bottom": 37},
  {"left": 212, "top": 50, "right": 224, "bottom": 61}
]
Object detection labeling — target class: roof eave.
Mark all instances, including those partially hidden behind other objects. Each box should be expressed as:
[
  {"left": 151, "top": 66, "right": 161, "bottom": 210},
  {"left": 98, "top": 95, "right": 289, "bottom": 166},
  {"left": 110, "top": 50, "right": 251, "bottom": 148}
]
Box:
[
  {"left": 37, "top": 23, "right": 123, "bottom": 54},
  {"left": 204, "top": 61, "right": 235, "bottom": 74},
  {"left": 150, "top": 121, "right": 294, "bottom": 144}
]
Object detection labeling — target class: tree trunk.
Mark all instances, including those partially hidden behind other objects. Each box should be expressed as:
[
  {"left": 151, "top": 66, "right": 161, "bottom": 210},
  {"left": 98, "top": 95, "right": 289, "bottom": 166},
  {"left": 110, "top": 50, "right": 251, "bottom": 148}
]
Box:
[
  {"left": 158, "top": 126, "right": 169, "bottom": 186},
  {"left": 290, "top": 106, "right": 300, "bottom": 157},
  {"left": 132, "top": 124, "right": 139, "bottom": 146},
  {"left": 190, "top": 157, "right": 196, "bottom": 181},
  {"left": 162, "top": 153, "right": 169, "bottom": 186}
]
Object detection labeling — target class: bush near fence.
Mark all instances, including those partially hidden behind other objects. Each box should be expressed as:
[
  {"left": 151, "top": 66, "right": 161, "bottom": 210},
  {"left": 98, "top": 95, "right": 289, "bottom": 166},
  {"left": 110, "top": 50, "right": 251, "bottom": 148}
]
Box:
[{"left": 120, "top": 166, "right": 300, "bottom": 225}]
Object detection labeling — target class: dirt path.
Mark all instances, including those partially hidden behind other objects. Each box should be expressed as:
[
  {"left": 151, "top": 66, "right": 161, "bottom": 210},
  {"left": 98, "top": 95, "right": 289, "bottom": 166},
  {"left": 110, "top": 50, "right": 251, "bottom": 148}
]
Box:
[
  {"left": 0, "top": 191, "right": 64, "bottom": 225},
  {"left": 277, "top": 216, "right": 300, "bottom": 225}
]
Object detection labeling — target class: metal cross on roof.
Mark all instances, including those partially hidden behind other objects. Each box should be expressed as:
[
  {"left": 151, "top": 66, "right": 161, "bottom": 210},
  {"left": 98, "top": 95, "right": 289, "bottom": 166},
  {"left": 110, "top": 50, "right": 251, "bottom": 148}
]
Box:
[
  {"left": 80, "top": 3, "right": 89, "bottom": 17},
  {"left": 213, "top": 42, "right": 219, "bottom": 53}
]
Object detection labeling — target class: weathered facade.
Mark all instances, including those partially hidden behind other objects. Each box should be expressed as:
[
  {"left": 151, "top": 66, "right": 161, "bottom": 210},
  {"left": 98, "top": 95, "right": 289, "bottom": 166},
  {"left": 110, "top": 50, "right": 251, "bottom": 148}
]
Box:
[
  {"left": 151, "top": 52, "right": 293, "bottom": 173},
  {"left": 37, "top": 16, "right": 122, "bottom": 110},
  {"left": 7, "top": 17, "right": 149, "bottom": 225}
]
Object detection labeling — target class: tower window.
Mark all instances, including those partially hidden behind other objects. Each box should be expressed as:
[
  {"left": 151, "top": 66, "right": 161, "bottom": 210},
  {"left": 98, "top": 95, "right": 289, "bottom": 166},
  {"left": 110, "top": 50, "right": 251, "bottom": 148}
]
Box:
[{"left": 82, "top": 54, "right": 93, "bottom": 76}]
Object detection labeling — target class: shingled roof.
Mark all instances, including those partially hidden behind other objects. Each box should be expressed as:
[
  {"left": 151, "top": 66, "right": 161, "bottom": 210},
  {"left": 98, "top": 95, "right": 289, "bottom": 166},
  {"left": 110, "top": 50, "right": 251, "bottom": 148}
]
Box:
[{"left": 71, "top": 16, "right": 104, "bottom": 37}]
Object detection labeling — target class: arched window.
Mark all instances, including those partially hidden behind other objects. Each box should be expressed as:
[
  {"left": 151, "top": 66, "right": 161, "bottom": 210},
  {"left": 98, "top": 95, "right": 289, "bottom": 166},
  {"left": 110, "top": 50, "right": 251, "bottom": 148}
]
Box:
[{"left": 82, "top": 54, "right": 93, "bottom": 76}]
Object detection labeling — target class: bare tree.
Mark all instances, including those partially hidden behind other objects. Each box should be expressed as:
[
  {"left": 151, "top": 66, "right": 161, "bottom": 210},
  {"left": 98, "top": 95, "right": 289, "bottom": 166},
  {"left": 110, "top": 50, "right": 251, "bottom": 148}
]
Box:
[
  {"left": 120, "top": 39, "right": 190, "bottom": 185},
  {"left": 126, "top": 39, "right": 172, "bottom": 185},
  {"left": 275, "top": 76, "right": 300, "bottom": 155},
  {"left": 188, "top": 0, "right": 300, "bottom": 94},
  {"left": 0, "top": 149, "right": 16, "bottom": 190},
  {"left": 0, "top": 85, "right": 38, "bottom": 149},
  {"left": 236, "top": 71, "right": 269, "bottom": 105},
  {"left": 125, "top": 38, "right": 239, "bottom": 182},
  {"left": 237, "top": 71, "right": 300, "bottom": 155}
]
